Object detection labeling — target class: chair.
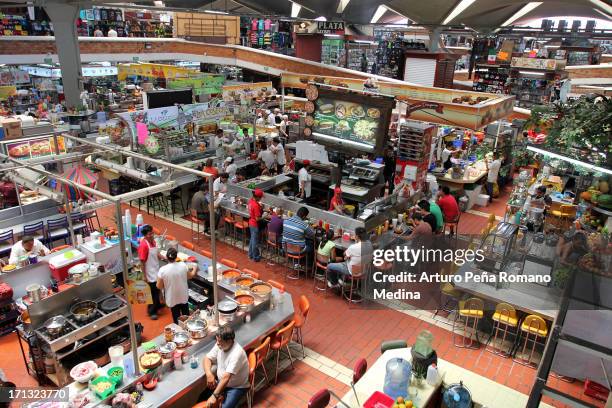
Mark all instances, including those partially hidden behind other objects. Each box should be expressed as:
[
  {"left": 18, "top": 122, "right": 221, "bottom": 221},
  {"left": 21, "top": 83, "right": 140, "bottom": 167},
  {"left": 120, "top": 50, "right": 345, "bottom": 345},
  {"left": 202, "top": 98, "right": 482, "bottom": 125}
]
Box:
[
  {"left": 165, "top": 234, "right": 176, "bottom": 242},
  {"left": 380, "top": 340, "right": 408, "bottom": 354},
  {"left": 191, "top": 395, "right": 224, "bottom": 408},
  {"left": 486, "top": 302, "right": 519, "bottom": 357},
  {"left": 285, "top": 243, "right": 306, "bottom": 280},
  {"left": 265, "top": 230, "right": 282, "bottom": 264},
  {"left": 146, "top": 192, "right": 169, "bottom": 219},
  {"left": 50, "top": 244, "right": 71, "bottom": 253},
  {"left": 84, "top": 211, "right": 101, "bottom": 232},
  {"left": 46, "top": 217, "right": 70, "bottom": 248},
  {"left": 352, "top": 358, "right": 367, "bottom": 383},
  {"left": 153, "top": 227, "right": 161, "bottom": 235},
  {"left": 453, "top": 297, "right": 484, "bottom": 349},
  {"left": 514, "top": 315, "right": 548, "bottom": 367},
  {"left": 270, "top": 321, "right": 295, "bottom": 384},
  {"left": 308, "top": 389, "right": 330, "bottom": 408},
  {"left": 312, "top": 252, "right": 330, "bottom": 292},
  {"left": 166, "top": 187, "right": 185, "bottom": 221},
  {"left": 242, "top": 268, "right": 260, "bottom": 279},
  {"left": 23, "top": 221, "right": 45, "bottom": 242},
  {"left": 189, "top": 209, "right": 206, "bottom": 242},
  {"left": 0, "top": 230, "right": 14, "bottom": 259},
  {"left": 220, "top": 258, "right": 238, "bottom": 269},
  {"left": 247, "top": 337, "right": 270, "bottom": 407},
  {"left": 550, "top": 204, "right": 577, "bottom": 230},
  {"left": 444, "top": 212, "right": 462, "bottom": 244},
  {"left": 268, "top": 280, "right": 285, "bottom": 292},
  {"left": 432, "top": 267, "right": 462, "bottom": 320},
  {"left": 200, "top": 249, "right": 212, "bottom": 258},
  {"left": 292, "top": 295, "right": 310, "bottom": 358},
  {"left": 233, "top": 215, "right": 249, "bottom": 251},
  {"left": 181, "top": 241, "right": 195, "bottom": 251},
  {"left": 222, "top": 211, "right": 236, "bottom": 244},
  {"left": 70, "top": 212, "right": 89, "bottom": 237},
  {"left": 341, "top": 264, "right": 365, "bottom": 303}
]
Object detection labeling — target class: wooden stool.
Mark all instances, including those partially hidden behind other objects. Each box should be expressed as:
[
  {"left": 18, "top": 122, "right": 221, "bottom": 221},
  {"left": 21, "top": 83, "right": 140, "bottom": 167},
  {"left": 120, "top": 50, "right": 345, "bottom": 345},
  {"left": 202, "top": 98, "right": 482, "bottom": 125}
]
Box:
[
  {"left": 486, "top": 302, "right": 518, "bottom": 357},
  {"left": 453, "top": 297, "right": 484, "bottom": 349},
  {"left": 514, "top": 315, "right": 548, "bottom": 367}
]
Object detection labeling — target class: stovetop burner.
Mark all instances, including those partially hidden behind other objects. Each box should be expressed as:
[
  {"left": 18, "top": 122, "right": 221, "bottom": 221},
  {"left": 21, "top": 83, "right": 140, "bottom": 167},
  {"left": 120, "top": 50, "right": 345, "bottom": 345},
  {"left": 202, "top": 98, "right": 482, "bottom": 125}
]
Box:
[
  {"left": 67, "top": 309, "right": 104, "bottom": 327},
  {"left": 39, "top": 324, "right": 76, "bottom": 341}
]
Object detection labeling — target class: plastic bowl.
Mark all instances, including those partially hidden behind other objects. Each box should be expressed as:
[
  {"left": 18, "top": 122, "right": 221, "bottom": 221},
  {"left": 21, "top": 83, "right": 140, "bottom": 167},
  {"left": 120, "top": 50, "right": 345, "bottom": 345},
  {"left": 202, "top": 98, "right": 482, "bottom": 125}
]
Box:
[
  {"left": 70, "top": 361, "right": 98, "bottom": 383},
  {"left": 90, "top": 376, "right": 116, "bottom": 399},
  {"left": 107, "top": 366, "right": 124, "bottom": 385}
]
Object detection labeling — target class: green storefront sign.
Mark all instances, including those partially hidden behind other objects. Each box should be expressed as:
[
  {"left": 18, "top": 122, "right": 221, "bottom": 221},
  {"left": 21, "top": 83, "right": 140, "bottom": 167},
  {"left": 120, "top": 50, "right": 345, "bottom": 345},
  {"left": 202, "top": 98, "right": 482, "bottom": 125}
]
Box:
[{"left": 167, "top": 75, "right": 225, "bottom": 95}]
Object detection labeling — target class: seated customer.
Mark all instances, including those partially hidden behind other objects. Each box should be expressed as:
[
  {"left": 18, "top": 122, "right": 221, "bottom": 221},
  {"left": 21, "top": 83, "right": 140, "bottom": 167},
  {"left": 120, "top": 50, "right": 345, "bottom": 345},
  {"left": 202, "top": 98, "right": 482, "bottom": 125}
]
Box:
[
  {"left": 403, "top": 213, "right": 433, "bottom": 241},
  {"left": 437, "top": 186, "right": 460, "bottom": 227},
  {"left": 317, "top": 230, "right": 338, "bottom": 261},
  {"left": 282, "top": 206, "right": 314, "bottom": 255},
  {"left": 327, "top": 227, "right": 372, "bottom": 288},
  {"left": 267, "top": 207, "right": 284, "bottom": 241},
  {"left": 202, "top": 326, "right": 250, "bottom": 408},
  {"left": 9, "top": 235, "right": 50, "bottom": 265},
  {"left": 191, "top": 183, "right": 211, "bottom": 236},
  {"left": 416, "top": 200, "right": 439, "bottom": 233}
]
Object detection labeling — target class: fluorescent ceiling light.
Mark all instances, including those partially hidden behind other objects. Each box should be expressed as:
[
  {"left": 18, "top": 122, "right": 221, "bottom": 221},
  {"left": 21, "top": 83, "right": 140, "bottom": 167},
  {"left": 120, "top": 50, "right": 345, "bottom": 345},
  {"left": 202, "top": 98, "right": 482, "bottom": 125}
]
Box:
[
  {"left": 501, "top": 2, "right": 542, "bottom": 26},
  {"left": 291, "top": 2, "right": 302, "bottom": 18},
  {"left": 203, "top": 9, "right": 229, "bottom": 15},
  {"left": 337, "top": 0, "right": 350, "bottom": 13},
  {"left": 526, "top": 146, "right": 611, "bottom": 175},
  {"left": 314, "top": 16, "right": 327, "bottom": 21},
  {"left": 590, "top": 0, "right": 612, "bottom": 15},
  {"left": 442, "top": 0, "right": 476, "bottom": 25},
  {"left": 371, "top": 5, "right": 387, "bottom": 24},
  {"left": 384, "top": 5, "right": 411, "bottom": 22}
]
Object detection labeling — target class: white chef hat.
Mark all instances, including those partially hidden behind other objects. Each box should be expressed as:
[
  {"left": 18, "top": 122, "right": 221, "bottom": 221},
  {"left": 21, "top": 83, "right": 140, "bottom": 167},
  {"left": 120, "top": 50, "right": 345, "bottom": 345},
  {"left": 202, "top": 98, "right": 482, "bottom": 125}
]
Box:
[{"left": 225, "top": 156, "right": 233, "bottom": 163}]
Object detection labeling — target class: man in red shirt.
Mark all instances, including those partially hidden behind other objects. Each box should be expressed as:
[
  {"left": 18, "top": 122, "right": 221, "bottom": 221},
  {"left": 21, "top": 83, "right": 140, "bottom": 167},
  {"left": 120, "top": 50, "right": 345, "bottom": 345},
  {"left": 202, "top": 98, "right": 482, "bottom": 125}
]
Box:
[
  {"left": 0, "top": 177, "right": 21, "bottom": 209},
  {"left": 137, "top": 225, "right": 165, "bottom": 320},
  {"left": 248, "top": 189, "right": 265, "bottom": 262},
  {"left": 437, "top": 186, "right": 460, "bottom": 229}
]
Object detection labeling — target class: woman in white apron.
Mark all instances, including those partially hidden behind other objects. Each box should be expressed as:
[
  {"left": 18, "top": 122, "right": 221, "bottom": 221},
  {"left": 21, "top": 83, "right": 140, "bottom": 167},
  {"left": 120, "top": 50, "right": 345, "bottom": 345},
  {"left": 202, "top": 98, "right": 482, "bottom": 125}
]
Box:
[{"left": 138, "top": 225, "right": 164, "bottom": 319}]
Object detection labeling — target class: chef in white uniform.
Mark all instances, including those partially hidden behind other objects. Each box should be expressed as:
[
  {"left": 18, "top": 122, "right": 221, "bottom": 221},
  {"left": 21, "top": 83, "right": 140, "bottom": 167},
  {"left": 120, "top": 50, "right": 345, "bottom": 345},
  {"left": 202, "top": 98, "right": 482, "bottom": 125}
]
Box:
[{"left": 137, "top": 225, "right": 165, "bottom": 320}]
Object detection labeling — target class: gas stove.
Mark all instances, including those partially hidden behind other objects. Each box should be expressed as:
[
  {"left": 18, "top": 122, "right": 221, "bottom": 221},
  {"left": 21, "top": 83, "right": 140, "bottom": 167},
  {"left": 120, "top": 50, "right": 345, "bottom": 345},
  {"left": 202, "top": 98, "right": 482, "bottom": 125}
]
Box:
[{"left": 34, "top": 294, "right": 129, "bottom": 353}]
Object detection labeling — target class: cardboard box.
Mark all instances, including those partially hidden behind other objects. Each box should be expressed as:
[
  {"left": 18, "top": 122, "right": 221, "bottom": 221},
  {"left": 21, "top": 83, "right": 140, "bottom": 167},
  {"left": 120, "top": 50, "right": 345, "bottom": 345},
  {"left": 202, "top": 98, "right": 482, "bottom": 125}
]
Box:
[{"left": 1, "top": 118, "right": 22, "bottom": 140}]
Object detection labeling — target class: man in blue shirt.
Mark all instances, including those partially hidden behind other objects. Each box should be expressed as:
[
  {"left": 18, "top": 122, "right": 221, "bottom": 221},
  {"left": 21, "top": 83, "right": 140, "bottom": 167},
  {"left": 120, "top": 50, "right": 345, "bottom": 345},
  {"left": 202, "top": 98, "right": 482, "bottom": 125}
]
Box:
[{"left": 282, "top": 207, "right": 314, "bottom": 265}]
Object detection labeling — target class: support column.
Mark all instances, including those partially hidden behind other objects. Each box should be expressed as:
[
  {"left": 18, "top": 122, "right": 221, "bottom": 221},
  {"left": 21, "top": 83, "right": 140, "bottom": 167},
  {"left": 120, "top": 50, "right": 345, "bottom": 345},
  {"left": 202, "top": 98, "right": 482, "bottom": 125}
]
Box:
[
  {"left": 429, "top": 27, "right": 444, "bottom": 52},
  {"left": 44, "top": 2, "right": 82, "bottom": 108}
]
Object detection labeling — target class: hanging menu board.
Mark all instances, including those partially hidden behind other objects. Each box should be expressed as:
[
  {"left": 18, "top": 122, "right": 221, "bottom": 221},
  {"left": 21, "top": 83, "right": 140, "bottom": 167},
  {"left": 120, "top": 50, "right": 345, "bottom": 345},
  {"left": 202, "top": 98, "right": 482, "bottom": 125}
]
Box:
[{"left": 4, "top": 136, "right": 66, "bottom": 160}]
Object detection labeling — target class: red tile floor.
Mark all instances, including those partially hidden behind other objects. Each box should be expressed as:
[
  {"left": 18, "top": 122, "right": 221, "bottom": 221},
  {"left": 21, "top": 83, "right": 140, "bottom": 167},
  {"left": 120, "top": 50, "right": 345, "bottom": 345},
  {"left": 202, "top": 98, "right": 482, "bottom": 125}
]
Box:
[{"left": 0, "top": 190, "right": 604, "bottom": 407}]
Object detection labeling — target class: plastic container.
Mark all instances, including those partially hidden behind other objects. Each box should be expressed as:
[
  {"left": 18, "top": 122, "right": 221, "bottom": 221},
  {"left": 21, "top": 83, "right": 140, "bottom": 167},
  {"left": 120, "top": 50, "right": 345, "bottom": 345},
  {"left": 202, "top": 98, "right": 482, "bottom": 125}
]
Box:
[
  {"left": 108, "top": 346, "right": 124, "bottom": 367},
  {"left": 426, "top": 363, "right": 439, "bottom": 386},
  {"left": 476, "top": 194, "right": 490, "bottom": 207},
  {"left": 363, "top": 391, "right": 394, "bottom": 408},
  {"left": 90, "top": 376, "right": 116, "bottom": 399},
  {"left": 107, "top": 366, "right": 124, "bottom": 385},
  {"left": 413, "top": 330, "right": 434, "bottom": 357},
  {"left": 383, "top": 358, "right": 411, "bottom": 400}
]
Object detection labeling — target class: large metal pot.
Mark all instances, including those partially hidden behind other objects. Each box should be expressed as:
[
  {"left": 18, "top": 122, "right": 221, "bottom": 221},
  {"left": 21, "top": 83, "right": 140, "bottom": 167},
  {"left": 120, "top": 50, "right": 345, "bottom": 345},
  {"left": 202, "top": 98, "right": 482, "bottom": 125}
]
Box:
[
  {"left": 249, "top": 282, "right": 272, "bottom": 302},
  {"left": 217, "top": 299, "right": 238, "bottom": 321},
  {"left": 70, "top": 300, "right": 98, "bottom": 323},
  {"left": 185, "top": 319, "right": 207, "bottom": 339},
  {"left": 26, "top": 284, "right": 42, "bottom": 303},
  {"left": 44, "top": 315, "right": 67, "bottom": 336},
  {"left": 173, "top": 332, "right": 190, "bottom": 348},
  {"left": 234, "top": 294, "right": 255, "bottom": 313}
]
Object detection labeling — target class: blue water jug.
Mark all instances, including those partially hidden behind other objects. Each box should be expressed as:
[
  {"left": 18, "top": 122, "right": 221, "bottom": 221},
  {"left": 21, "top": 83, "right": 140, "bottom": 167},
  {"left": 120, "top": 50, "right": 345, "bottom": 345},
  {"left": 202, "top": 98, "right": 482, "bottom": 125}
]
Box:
[{"left": 383, "top": 358, "right": 411, "bottom": 400}]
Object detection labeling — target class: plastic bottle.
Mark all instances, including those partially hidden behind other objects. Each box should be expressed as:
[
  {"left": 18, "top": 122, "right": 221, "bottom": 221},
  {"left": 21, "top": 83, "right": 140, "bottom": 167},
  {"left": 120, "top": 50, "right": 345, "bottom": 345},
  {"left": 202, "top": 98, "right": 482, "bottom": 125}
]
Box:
[
  {"left": 135, "top": 214, "right": 144, "bottom": 238},
  {"left": 426, "top": 363, "right": 439, "bottom": 386},
  {"left": 383, "top": 358, "right": 411, "bottom": 400},
  {"left": 124, "top": 209, "right": 132, "bottom": 238},
  {"left": 173, "top": 351, "right": 183, "bottom": 369}
]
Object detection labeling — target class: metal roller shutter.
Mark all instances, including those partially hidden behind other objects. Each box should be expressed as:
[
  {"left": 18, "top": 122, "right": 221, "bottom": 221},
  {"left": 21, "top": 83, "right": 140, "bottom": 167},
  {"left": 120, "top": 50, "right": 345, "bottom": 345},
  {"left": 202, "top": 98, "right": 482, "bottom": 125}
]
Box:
[{"left": 403, "top": 57, "right": 436, "bottom": 86}]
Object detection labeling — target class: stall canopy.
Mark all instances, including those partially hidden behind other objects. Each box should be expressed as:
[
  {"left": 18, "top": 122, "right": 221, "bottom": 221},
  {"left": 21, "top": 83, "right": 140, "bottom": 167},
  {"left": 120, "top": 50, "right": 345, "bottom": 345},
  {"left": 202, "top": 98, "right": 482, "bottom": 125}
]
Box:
[{"left": 59, "top": 165, "right": 98, "bottom": 201}]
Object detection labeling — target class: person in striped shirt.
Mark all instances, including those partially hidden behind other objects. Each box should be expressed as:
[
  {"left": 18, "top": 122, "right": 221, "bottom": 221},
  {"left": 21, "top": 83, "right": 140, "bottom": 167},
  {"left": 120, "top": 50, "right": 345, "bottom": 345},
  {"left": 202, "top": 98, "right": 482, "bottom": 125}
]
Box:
[{"left": 282, "top": 207, "right": 314, "bottom": 261}]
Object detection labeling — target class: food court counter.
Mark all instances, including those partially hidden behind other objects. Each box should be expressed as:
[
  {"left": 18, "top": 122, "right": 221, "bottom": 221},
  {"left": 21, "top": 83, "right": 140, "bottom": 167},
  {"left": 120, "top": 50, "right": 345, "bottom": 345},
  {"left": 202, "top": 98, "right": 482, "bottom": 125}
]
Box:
[
  {"left": 435, "top": 164, "right": 487, "bottom": 191},
  {"left": 342, "top": 348, "right": 554, "bottom": 408}
]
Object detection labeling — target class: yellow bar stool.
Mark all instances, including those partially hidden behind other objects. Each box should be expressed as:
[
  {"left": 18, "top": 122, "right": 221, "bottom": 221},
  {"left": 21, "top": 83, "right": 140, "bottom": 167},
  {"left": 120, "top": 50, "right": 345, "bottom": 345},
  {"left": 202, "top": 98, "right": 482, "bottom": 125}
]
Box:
[
  {"left": 453, "top": 297, "right": 484, "bottom": 349},
  {"left": 514, "top": 314, "right": 548, "bottom": 367},
  {"left": 486, "top": 302, "right": 519, "bottom": 357}
]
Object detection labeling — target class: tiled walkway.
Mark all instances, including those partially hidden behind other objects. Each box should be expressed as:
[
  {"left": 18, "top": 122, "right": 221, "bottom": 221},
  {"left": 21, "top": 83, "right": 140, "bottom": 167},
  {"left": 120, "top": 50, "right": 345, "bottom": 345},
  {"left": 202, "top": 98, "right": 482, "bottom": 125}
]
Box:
[{"left": 1, "top": 196, "right": 604, "bottom": 407}]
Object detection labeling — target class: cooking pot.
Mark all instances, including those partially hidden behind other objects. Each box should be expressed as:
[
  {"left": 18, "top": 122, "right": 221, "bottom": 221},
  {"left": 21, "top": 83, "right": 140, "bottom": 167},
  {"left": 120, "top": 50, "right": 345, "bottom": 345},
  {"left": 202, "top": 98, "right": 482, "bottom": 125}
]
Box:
[
  {"left": 234, "top": 294, "right": 255, "bottom": 313},
  {"left": 69, "top": 264, "right": 90, "bottom": 283},
  {"left": 70, "top": 300, "right": 98, "bottom": 323},
  {"left": 100, "top": 297, "right": 123, "bottom": 313},
  {"left": 159, "top": 342, "right": 177, "bottom": 359},
  {"left": 185, "top": 319, "right": 207, "bottom": 339},
  {"left": 44, "top": 315, "right": 67, "bottom": 336},
  {"left": 217, "top": 299, "right": 238, "bottom": 321},
  {"left": 173, "top": 332, "right": 190, "bottom": 348},
  {"left": 26, "top": 284, "right": 42, "bottom": 303},
  {"left": 249, "top": 282, "right": 272, "bottom": 302}
]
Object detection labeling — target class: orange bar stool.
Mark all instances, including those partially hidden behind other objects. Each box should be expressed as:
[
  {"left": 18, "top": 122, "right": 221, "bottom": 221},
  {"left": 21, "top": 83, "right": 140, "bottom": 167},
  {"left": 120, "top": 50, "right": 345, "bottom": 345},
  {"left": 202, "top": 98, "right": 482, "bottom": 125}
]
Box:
[
  {"left": 232, "top": 215, "right": 249, "bottom": 251},
  {"left": 270, "top": 321, "right": 295, "bottom": 384},
  {"left": 514, "top": 315, "right": 548, "bottom": 367},
  {"left": 268, "top": 280, "right": 285, "bottom": 292},
  {"left": 222, "top": 211, "right": 236, "bottom": 244},
  {"left": 192, "top": 395, "right": 223, "bottom": 408},
  {"left": 452, "top": 297, "right": 484, "bottom": 349},
  {"left": 242, "top": 268, "right": 260, "bottom": 279},
  {"left": 165, "top": 234, "right": 176, "bottom": 242},
  {"left": 247, "top": 336, "right": 270, "bottom": 407},
  {"left": 189, "top": 209, "right": 206, "bottom": 241},
  {"left": 50, "top": 244, "right": 71, "bottom": 253},
  {"left": 312, "top": 253, "right": 330, "bottom": 292},
  {"left": 444, "top": 212, "right": 461, "bottom": 243},
  {"left": 285, "top": 243, "right": 306, "bottom": 280},
  {"left": 341, "top": 264, "right": 365, "bottom": 303},
  {"left": 153, "top": 227, "right": 161, "bottom": 235},
  {"left": 181, "top": 241, "right": 195, "bottom": 251},
  {"left": 486, "top": 302, "right": 519, "bottom": 357},
  {"left": 292, "top": 295, "right": 310, "bottom": 358},
  {"left": 220, "top": 258, "right": 238, "bottom": 269},
  {"left": 265, "top": 230, "right": 282, "bottom": 264},
  {"left": 200, "top": 249, "right": 212, "bottom": 258}
]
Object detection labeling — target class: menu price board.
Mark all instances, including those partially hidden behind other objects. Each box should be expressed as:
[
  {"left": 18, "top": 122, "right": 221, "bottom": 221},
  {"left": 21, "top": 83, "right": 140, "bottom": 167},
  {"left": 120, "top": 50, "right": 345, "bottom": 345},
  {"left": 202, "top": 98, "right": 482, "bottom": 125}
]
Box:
[
  {"left": 5, "top": 136, "right": 66, "bottom": 160},
  {"left": 167, "top": 75, "right": 225, "bottom": 95}
]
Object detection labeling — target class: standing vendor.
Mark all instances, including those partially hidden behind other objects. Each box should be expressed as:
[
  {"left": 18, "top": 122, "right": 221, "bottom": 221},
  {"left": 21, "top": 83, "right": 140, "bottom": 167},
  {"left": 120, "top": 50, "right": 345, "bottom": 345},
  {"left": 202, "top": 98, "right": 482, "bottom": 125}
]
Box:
[
  {"left": 270, "top": 137, "right": 286, "bottom": 174},
  {"left": 382, "top": 146, "right": 396, "bottom": 197},
  {"left": 156, "top": 247, "right": 198, "bottom": 324},
  {"left": 8, "top": 236, "right": 50, "bottom": 265},
  {"left": 329, "top": 186, "right": 345, "bottom": 214},
  {"left": 248, "top": 189, "right": 265, "bottom": 262},
  {"left": 223, "top": 157, "right": 238, "bottom": 181},
  {"left": 297, "top": 160, "right": 312, "bottom": 202},
  {"left": 485, "top": 152, "right": 502, "bottom": 203},
  {"left": 441, "top": 142, "right": 454, "bottom": 170},
  {"left": 138, "top": 225, "right": 165, "bottom": 320}
]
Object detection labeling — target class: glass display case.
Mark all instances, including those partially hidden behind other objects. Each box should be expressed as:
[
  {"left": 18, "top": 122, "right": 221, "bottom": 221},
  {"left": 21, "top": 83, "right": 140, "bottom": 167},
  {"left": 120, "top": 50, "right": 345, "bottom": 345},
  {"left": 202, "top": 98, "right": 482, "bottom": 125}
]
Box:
[{"left": 476, "top": 222, "right": 519, "bottom": 276}]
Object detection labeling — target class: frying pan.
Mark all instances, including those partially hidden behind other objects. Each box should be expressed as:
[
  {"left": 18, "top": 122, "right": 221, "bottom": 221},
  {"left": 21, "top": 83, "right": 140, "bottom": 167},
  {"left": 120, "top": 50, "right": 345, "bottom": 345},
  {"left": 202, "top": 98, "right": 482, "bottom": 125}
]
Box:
[{"left": 70, "top": 300, "right": 98, "bottom": 323}]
